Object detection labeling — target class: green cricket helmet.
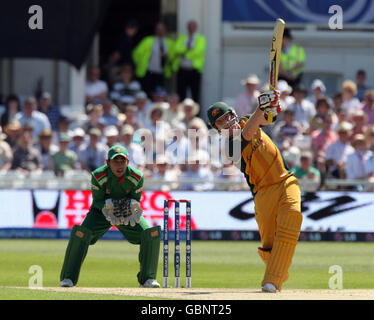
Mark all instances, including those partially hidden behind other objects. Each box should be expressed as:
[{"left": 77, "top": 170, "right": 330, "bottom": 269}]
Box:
[{"left": 207, "top": 102, "right": 237, "bottom": 129}]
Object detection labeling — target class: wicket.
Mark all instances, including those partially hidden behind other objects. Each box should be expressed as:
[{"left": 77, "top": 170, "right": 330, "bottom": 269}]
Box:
[{"left": 163, "top": 199, "right": 191, "bottom": 288}]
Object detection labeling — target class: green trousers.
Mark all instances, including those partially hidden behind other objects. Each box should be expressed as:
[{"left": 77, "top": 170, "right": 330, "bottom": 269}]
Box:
[{"left": 60, "top": 209, "right": 161, "bottom": 285}]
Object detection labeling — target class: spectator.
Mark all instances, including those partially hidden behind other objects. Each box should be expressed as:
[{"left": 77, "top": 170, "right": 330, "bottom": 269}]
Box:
[
  {"left": 11, "top": 128, "right": 42, "bottom": 174},
  {"left": 78, "top": 128, "right": 108, "bottom": 172},
  {"left": 179, "top": 98, "right": 200, "bottom": 128},
  {"left": 123, "top": 104, "right": 142, "bottom": 131},
  {"left": 69, "top": 128, "right": 86, "bottom": 155},
  {"left": 82, "top": 104, "right": 103, "bottom": 132},
  {"left": 84, "top": 67, "right": 109, "bottom": 104},
  {"left": 110, "top": 64, "right": 141, "bottom": 110},
  {"left": 104, "top": 125, "right": 120, "bottom": 148},
  {"left": 358, "top": 90, "right": 374, "bottom": 125},
  {"left": 307, "top": 79, "right": 330, "bottom": 106},
  {"left": 173, "top": 19, "right": 206, "bottom": 104},
  {"left": 53, "top": 115, "right": 72, "bottom": 146},
  {"left": 179, "top": 152, "right": 214, "bottom": 191},
  {"left": 50, "top": 133, "right": 79, "bottom": 176},
  {"left": 355, "top": 69, "right": 371, "bottom": 102},
  {"left": 15, "top": 97, "right": 51, "bottom": 141},
  {"left": 346, "top": 134, "right": 372, "bottom": 180},
  {"left": 145, "top": 102, "right": 171, "bottom": 138},
  {"left": 164, "top": 93, "right": 184, "bottom": 127},
  {"left": 38, "top": 92, "right": 61, "bottom": 132},
  {"left": 36, "top": 128, "right": 59, "bottom": 171},
  {"left": 132, "top": 22, "right": 174, "bottom": 97},
  {"left": 309, "top": 97, "right": 337, "bottom": 133},
  {"left": 103, "top": 19, "right": 140, "bottom": 85},
  {"left": 120, "top": 124, "right": 145, "bottom": 169},
  {"left": 149, "top": 154, "right": 180, "bottom": 191},
  {"left": 165, "top": 122, "right": 189, "bottom": 166},
  {"left": 272, "top": 109, "right": 303, "bottom": 148},
  {"left": 325, "top": 122, "right": 354, "bottom": 179},
  {"left": 235, "top": 74, "right": 261, "bottom": 116},
  {"left": 366, "top": 125, "right": 374, "bottom": 152},
  {"left": 99, "top": 98, "right": 119, "bottom": 127},
  {"left": 311, "top": 112, "right": 338, "bottom": 159},
  {"left": 277, "top": 80, "right": 294, "bottom": 109},
  {"left": 152, "top": 86, "right": 168, "bottom": 103},
  {"left": 216, "top": 163, "right": 246, "bottom": 191},
  {"left": 332, "top": 92, "right": 343, "bottom": 114},
  {"left": 0, "top": 127, "right": 13, "bottom": 172},
  {"left": 0, "top": 94, "right": 20, "bottom": 127},
  {"left": 291, "top": 151, "right": 321, "bottom": 183},
  {"left": 3, "top": 120, "right": 22, "bottom": 149},
  {"left": 341, "top": 80, "right": 360, "bottom": 117},
  {"left": 364, "top": 146, "right": 374, "bottom": 185},
  {"left": 286, "top": 84, "right": 315, "bottom": 131},
  {"left": 279, "top": 28, "right": 306, "bottom": 88},
  {"left": 134, "top": 91, "right": 151, "bottom": 126},
  {"left": 282, "top": 145, "right": 301, "bottom": 169},
  {"left": 350, "top": 109, "right": 368, "bottom": 138}
]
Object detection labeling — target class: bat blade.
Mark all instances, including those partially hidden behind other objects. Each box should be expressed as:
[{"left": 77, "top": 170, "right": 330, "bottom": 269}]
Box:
[{"left": 269, "top": 18, "right": 285, "bottom": 90}]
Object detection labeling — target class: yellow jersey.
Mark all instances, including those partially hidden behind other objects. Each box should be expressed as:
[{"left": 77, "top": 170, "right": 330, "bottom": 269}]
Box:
[{"left": 228, "top": 117, "right": 293, "bottom": 196}]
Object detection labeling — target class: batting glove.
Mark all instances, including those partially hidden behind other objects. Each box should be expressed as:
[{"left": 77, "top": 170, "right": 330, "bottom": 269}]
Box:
[{"left": 258, "top": 89, "right": 279, "bottom": 111}]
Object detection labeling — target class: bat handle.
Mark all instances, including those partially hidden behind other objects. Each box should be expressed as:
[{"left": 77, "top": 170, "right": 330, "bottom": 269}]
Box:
[{"left": 266, "top": 86, "right": 276, "bottom": 123}]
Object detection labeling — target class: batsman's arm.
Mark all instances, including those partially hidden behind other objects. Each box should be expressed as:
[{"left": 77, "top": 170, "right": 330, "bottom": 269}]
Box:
[
  {"left": 90, "top": 174, "right": 106, "bottom": 211},
  {"left": 241, "top": 108, "right": 269, "bottom": 141}
]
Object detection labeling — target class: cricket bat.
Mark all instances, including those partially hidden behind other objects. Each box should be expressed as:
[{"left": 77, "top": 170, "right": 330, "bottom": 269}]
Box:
[{"left": 266, "top": 18, "right": 285, "bottom": 123}]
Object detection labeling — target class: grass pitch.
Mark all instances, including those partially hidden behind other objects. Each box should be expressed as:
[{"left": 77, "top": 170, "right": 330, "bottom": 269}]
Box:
[{"left": 0, "top": 239, "right": 373, "bottom": 299}]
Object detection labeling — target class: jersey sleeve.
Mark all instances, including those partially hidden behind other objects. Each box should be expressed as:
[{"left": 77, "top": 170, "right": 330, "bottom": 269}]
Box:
[
  {"left": 91, "top": 173, "right": 106, "bottom": 211},
  {"left": 129, "top": 175, "right": 144, "bottom": 202}
]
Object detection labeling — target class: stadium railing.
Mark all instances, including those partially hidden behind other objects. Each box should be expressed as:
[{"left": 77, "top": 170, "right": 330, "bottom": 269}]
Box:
[{"left": 0, "top": 170, "right": 373, "bottom": 191}]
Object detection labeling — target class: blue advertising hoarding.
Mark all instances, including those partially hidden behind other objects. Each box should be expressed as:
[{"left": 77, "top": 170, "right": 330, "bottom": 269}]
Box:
[{"left": 222, "top": 0, "right": 374, "bottom": 24}]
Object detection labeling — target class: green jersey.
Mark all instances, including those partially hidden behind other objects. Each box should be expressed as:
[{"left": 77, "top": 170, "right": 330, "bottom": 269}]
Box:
[{"left": 90, "top": 164, "right": 144, "bottom": 212}]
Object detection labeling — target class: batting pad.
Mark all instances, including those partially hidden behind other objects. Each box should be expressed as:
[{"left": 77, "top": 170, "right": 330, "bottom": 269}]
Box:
[
  {"left": 262, "top": 211, "right": 302, "bottom": 290},
  {"left": 60, "top": 225, "right": 92, "bottom": 285},
  {"left": 137, "top": 226, "right": 161, "bottom": 285}
]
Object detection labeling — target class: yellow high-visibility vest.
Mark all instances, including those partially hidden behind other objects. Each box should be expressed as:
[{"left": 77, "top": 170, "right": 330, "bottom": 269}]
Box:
[
  {"left": 280, "top": 44, "right": 306, "bottom": 78},
  {"left": 172, "top": 33, "right": 206, "bottom": 73}
]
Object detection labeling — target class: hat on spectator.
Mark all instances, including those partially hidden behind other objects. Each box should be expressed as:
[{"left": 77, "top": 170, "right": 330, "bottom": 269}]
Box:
[
  {"left": 23, "top": 122, "right": 34, "bottom": 131},
  {"left": 342, "top": 80, "right": 357, "bottom": 95},
  {"left": 278, "top": 80, "right": 292, "bottom": 94},
  {"left": 38, "top": 128, "right": 53, "bottom": 138},
  {"left": 121, "top": 124, "right": 134, "bottom": 136},
  {"left": 351, "top": 134, "right": 366, "bottom": 147},
  {"left": 104, "top": 125, "right": 119, "bottom": 137},
  {"left": 179, "top": 98, "right": 200, "bottom": 117},
  {"left": 300, "top": 151, "right": 313, "bottom": 160},
  {"left": 147, "top": 102, "right": 169, "bottom": 121},
  {"left": 311, "top": 79, "right": 326, "bottom": 93},
  {"left": 152, "top": 86, "right": 168, "bottom": 97},
  {"left": 117, "top": 113, "right": 127, "bottom": 123},
  {"left": 135, "top": 91, "right": 148, "bottom": 101},
  {"left": 241, "top": 74, "right": 260, "bottom": 86},
  {"left": 59, "top": 132, "right": 72, "bottom": 142},
  {"left": 89, "top": 128, "right": 101, "bottom": 136},
  {"left": 40, "top": 91, "right": 52, "bottom": 100},
  {"left": 58, "top": 115, "right": 71, "bottom": 123},
  {"left": 351, "top": 109, "right": 367, "bottom": 121},
  {"left": 72, "top": 127, "right": 85, "bottom": 138},
  {"left": 5, "top": 120, "right": 22, "bottom": 131},
  {"left": 283, "top": 146, "right": 300, "bottom": 167},
  {"left": 292, "top": 84, "right": 307, "bottom": 95},
  {"left": 336, "top": 121, "right": 353, "bottom": 133}
]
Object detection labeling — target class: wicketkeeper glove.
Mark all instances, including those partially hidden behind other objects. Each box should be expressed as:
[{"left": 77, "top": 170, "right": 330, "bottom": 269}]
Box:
[
  {"left": 102, "top": 199, "right": 122, "bottom": 225},
  {"left": 123, "top": 199, "right": 143, "bottom": 227}
]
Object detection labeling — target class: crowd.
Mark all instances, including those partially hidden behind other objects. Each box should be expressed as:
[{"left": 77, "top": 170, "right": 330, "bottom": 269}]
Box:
[{"left": 0, "top": 21, "right": 372, "bottom": 192}]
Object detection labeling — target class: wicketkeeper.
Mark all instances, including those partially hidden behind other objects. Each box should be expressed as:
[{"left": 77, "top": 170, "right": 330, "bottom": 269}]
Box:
[
  {"left": 60, "top": 145, "right": 161, "bottom": 288},
  {"left": 207, "top": 90, "right": 303, "bottom": 293}
]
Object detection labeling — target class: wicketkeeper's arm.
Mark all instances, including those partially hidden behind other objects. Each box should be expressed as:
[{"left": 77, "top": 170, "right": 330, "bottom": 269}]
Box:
[{"left": 90, "top": 174, "right": 106, "bottom": 211}]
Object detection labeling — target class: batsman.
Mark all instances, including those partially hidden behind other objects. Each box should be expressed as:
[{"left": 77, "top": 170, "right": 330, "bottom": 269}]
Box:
[
  {"left": 59, "top": 144, "right": 161, "bottom": 288},
  {"left": 207, "top": 95, "right": 302, "bottom": 293}
]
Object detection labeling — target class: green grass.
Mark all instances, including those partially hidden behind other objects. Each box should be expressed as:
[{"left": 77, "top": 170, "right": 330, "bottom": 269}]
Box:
[{"left": 0, "top": 239, "right": 373, "bottom": 299}]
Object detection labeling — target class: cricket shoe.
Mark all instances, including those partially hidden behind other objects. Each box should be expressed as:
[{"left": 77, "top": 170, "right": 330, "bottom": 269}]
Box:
[
  {"left": 262, "top": 283, "right": 277, "bottom": 293},
  {"left": 59, "top": 279, "right": 74, "bottom": 287},
  {"left": 139, "top": 279, "right": 161, "bottom": 288}
]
